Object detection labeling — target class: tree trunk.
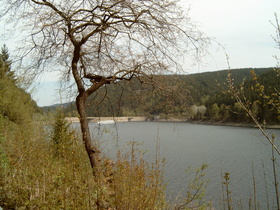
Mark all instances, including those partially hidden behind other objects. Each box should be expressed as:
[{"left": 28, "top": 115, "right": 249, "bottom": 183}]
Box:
[{"left": 76, "top": 91, "right": 101, "bottom": 175}]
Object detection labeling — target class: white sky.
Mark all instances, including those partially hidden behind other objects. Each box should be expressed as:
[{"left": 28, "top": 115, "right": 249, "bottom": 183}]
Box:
[
  {"left": 183, "top": 0, "right": 280, "bottom": 71},
  {"left": 1, "top": 0, "right": 280, "bottom": 106}
]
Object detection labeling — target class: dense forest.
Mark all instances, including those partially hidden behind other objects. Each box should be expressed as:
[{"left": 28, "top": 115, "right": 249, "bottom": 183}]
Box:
[{"left": 56, "top": 67, "right": 279, "bottom": 124}]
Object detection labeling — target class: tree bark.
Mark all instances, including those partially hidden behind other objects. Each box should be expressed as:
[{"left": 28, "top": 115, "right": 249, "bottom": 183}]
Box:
[
  {"left": 76, "top": 91, "right": 101, "bottom": 175},
  {"left": 71, "top": 44, "right": 105, "bottom": 176}
]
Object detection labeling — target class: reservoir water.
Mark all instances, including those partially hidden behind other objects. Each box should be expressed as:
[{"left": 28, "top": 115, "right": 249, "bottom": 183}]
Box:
[{"left": 75, "top": 121, "right": 280, "bottom": 209}]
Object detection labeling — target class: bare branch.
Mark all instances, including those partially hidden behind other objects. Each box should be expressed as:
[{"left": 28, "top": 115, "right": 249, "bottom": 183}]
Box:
[{"left": 2, "top": 0, "right": 210, "bottom": 177}]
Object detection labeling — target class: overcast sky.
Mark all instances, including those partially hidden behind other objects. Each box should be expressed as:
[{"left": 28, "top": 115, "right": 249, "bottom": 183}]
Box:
[
  {"left": 1, "top": 0, "right": 280, "bottom": 106},
  {"left": 183, "top": 0, "right": 280, "bottom": 71}
]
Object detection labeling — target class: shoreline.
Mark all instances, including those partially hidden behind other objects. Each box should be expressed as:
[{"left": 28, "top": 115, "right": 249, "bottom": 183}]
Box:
[
  {"left": 185, "top": 119, "right": 280, "bottom": 129},
  {"left": 66, "top": 117, "right": 280, "bottom": 129}
]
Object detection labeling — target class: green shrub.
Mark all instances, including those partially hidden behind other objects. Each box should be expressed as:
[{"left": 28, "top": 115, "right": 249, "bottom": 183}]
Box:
[{"left": 51, "top": 109, "right": 73, "bottom": 158}]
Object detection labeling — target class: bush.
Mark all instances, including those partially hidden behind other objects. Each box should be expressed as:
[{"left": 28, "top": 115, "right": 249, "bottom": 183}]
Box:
[{"left": 51, "top": 109, "right": 73, "bottom": 158}]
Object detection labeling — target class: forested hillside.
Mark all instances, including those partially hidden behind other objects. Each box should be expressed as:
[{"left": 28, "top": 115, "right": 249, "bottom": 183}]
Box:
[
  {"left": 203, "top": 69, "right": 280, "bottom": 123},
  {"left": 0, "top": 45, "right": 40, "bottom": 123},
  {"left": 58, "top": 67, "right": 279, "bottom": 123}
]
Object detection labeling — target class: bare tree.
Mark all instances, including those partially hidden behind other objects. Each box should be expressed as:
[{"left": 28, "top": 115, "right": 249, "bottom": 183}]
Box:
[{"left": 2, "top": 0, "right": 209, "bottom": 174}]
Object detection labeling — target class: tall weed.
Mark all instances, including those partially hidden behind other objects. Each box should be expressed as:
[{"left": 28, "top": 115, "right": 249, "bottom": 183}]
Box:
[{"left": 0, "top": 115, "right": 169, "bottom": 209}]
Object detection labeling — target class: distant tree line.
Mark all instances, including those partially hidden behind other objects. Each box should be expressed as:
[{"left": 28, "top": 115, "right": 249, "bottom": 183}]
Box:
[
  {"left": 60, "top": 67, "right": 279, "bottom": 124},
  {"left": 202, "top": 69, "right": 279, "bottom": 123}
]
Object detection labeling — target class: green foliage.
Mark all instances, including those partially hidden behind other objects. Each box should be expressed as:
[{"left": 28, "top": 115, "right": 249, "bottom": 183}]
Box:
[
  {"left": 202, "top": 68, "right": 279, "bottom": 123},
  {"left": 51, "top": 108, "right": 73, "bottom": 157},
  {"left": 208, "top": 103, "right": 220, "bottom": 120},
  {"left": 220, "top": 104, "right": 230, "bottom": 120},
  {"left": 0, "top": 45, "right": 15, "bottom": 82},
  {"left": 0, "top": 45, "right": 39, "bottom": 124},
  {"left": 246, "top": 69, "right": 280, "bottom": 122}
]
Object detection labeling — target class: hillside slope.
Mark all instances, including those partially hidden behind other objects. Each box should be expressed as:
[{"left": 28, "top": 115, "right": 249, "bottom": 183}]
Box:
[{"left": 53, "top": 67, "right": 278, "bottom": 123}]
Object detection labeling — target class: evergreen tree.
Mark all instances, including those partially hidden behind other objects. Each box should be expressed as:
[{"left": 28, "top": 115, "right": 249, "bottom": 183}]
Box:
[
  {"left": 51, "top": 108, "right": 73, "bottom": 158},
  {"left": 0, "top": 45, "right": 39, "bottom": 123},
  {"left": 0, "top": 45, "right": 15, "bottom": 82}
]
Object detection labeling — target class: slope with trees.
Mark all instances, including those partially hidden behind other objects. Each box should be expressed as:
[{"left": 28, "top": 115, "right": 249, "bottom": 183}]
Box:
[
  {"left": 59, "top": 67, "right": 276, "bottom": 122},
  {"left": 202, "top": 68, "right": 279, "bottom": 123},
  {"left": 0, "top": 45, "right": 39, "bottom": 124}
]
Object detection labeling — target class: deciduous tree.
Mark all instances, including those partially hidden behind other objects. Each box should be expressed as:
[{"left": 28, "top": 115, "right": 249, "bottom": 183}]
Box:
[{"left": 2, "top": 0, "right": 209, "bottom": 174}]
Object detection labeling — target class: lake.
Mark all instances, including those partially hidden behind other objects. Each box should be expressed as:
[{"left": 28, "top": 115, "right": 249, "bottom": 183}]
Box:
[{"left": 74, "top": 121, "right": 280, "bottom": 209}]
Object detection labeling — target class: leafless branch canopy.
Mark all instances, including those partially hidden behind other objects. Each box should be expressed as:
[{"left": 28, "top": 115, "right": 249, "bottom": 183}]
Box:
[
  {"left": 2, "top": 0, "right": 210, "bottom": 174},
  {"left": 3, "top": 0, "right": 209, "bottom": 93}
]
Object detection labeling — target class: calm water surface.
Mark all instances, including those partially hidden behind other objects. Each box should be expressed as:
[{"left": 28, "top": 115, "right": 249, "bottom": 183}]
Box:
[{"left": 77, "top": 122, "right": 280, "bottom": 208}]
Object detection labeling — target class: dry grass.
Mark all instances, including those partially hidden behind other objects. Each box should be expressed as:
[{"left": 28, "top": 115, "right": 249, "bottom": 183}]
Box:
[
  {"left": 0, "top": 116, "right": 168, "bottom": 209},
  {"left": 0, "top": 118, "right": 97, "bottom": 209}
]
